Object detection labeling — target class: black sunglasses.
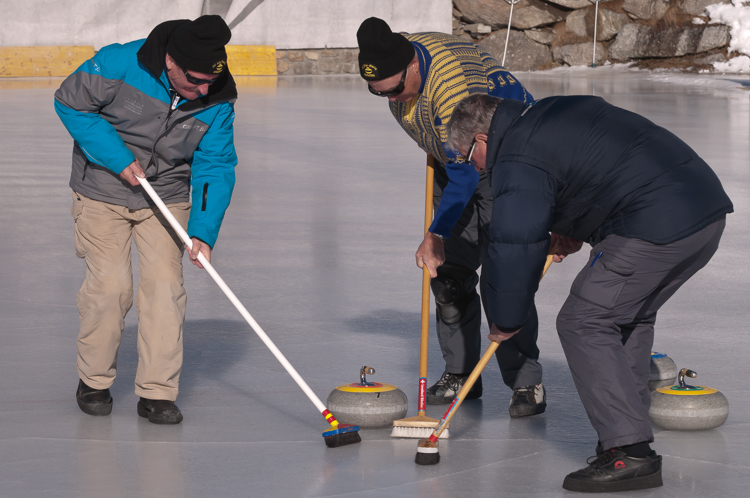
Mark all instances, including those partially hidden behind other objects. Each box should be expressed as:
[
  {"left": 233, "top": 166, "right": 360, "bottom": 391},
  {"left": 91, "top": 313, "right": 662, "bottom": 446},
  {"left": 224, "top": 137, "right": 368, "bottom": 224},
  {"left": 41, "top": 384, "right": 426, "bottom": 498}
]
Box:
[
  {"left": 182, "top": 66, "right": 219, "bottom": 86},
  {"left": 368, "top": 69, "right": 407, "bottom": 97}
]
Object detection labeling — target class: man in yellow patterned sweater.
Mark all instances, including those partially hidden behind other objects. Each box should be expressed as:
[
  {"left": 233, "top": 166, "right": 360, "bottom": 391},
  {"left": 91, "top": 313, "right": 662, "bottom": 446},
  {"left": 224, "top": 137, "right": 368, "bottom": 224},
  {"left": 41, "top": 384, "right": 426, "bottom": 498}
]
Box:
[{"left": 357, "top": 17, "right": 544, "bottom": 417}]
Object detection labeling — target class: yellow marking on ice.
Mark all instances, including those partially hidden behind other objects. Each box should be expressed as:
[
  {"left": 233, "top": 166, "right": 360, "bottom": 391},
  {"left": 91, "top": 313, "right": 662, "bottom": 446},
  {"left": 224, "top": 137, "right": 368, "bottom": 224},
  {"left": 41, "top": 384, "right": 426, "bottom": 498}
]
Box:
[{"left": 0, "top": 46, "right": 95, "bottom": 77}]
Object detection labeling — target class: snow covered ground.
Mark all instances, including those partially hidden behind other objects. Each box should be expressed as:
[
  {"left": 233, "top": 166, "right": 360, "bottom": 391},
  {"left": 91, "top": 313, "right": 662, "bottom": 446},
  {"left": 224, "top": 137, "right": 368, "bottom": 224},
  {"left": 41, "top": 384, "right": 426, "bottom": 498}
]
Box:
[
  {"left": 709, "top": 0, "right": 750, "bottom": 73},
  {"left": 0, "top": 68, "right": 747, "bottom": 497}
]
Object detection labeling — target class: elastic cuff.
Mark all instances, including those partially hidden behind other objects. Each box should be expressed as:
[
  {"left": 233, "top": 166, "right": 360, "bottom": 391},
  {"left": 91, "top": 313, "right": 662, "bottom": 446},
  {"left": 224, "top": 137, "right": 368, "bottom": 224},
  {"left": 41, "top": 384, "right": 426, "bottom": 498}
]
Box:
[{"left": 495, "top": 322, "right": 525, "bottom": 333}]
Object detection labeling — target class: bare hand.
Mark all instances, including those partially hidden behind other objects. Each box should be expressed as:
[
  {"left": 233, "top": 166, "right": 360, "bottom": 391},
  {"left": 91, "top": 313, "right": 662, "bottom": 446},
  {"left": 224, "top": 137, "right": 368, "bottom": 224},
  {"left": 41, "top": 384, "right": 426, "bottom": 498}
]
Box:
[
  {"left": 415, "top": 233, "right": 445, "bottom": 278},
  {"left": 188, "top": 238, "right": 211, "bottom": 269},
  {"left": 119, "top": 159, "right": 145, "bottom": 186},
  {"left": 487, "top": 323, "right": 520, "bottom": 343},
  {"left": 550, "top": 233, "right": 584, "bottom": 263}
]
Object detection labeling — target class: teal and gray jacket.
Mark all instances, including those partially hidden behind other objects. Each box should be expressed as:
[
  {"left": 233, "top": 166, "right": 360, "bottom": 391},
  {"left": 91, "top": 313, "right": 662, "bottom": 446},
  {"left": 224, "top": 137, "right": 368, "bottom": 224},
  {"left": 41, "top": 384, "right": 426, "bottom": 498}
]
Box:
[{"left": 54, "top": 20, "right": 238, "bottom": 248}]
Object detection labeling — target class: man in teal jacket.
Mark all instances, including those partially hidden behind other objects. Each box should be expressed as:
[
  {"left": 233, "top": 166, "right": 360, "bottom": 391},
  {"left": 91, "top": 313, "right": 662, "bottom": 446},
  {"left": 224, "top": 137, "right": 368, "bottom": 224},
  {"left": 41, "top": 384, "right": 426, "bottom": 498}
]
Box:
[{"left": 55, "top": 15, "right": 238, "bottom": 424}]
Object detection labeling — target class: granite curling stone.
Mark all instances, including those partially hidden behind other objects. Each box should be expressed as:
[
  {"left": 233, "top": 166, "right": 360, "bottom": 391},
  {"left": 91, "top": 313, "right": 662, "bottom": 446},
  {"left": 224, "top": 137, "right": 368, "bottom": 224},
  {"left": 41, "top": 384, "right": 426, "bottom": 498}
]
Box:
[
  {"left": 649, "top": 368, "right": 729, "bottom": 430},
  {"left": 648, "top": 351, "right": 678, "bottom": 391},
  {"left": 327, "top": 366, "right": 408, "bottom": 429}
]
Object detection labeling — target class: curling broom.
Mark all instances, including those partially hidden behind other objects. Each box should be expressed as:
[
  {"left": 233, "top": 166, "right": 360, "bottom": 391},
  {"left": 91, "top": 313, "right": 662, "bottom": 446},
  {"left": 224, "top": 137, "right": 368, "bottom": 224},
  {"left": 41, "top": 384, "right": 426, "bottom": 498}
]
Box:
[
  {"left": 136, "top": 176, "right": 360, "bottom": 448},
  {"left": 415, "top": 247, "right": 556, "bottom": 464},
  {"left": 391, "top": 154, "right": 448, "bottom": 439}
]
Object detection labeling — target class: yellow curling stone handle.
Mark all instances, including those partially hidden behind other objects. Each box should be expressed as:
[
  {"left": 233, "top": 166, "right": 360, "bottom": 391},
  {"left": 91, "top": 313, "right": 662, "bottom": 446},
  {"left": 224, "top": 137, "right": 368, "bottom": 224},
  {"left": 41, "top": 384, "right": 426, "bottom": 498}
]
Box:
[{"left": 656, "top": 368, "right": 720, "bottom": 395}]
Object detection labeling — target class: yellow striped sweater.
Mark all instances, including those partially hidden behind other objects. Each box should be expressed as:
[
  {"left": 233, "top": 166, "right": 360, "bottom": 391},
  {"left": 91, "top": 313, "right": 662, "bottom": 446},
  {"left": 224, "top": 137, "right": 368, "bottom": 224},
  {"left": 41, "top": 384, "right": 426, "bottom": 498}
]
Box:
[{"left": 388, "top": 31, "right": 533, "bottom": 236}]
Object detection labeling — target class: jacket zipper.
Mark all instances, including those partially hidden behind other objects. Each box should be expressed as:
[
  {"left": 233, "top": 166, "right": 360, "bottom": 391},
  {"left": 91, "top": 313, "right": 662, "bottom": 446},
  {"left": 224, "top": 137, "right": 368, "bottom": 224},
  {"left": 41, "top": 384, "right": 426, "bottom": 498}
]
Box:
[
  {"left": 147, "top": 91, "right": 181, "bottom": 171},
  {"left": 202, "top": 183, "right": 209, "bottom": 211}
]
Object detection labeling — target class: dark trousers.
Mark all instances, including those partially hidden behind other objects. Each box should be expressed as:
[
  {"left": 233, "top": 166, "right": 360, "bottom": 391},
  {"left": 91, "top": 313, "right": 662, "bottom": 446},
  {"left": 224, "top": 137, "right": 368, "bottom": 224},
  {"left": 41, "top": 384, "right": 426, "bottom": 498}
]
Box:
[
  {"left": 434, "top": 167, "right": 543, "bottom": 389},
  {"left": 556, "top": 218, "right": 726, "bottom": 450}
]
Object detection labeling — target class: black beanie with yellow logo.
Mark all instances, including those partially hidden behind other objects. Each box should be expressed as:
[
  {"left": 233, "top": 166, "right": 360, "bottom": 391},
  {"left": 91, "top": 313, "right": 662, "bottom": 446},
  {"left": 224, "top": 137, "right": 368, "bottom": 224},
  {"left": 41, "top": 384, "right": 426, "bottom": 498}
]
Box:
[
  {"left": 357, "top": 17, "right": 415, "bottom": 81},
  {"left": 167, "top": 15, "right": 231, "bottom": 75}
]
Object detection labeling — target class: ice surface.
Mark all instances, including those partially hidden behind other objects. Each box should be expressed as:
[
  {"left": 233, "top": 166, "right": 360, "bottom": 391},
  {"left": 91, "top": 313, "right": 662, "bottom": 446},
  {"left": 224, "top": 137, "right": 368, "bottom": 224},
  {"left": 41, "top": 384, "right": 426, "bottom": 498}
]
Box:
[{"left": 0, "top": 69, "right": 747, "bottom": 497}]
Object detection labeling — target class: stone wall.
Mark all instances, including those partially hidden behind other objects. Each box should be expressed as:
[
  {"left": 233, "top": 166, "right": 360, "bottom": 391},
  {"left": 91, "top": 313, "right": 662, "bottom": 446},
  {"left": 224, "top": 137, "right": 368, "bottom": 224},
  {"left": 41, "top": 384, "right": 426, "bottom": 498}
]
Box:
[
  {"left": 453, "top": 0, "right": 737, "bottom": 71},
  {"left": 276, "top": 48, "right": 359, "bottom": 75},
  {"left": 278, "top": 0, "right": 744, "bottom": 75}
]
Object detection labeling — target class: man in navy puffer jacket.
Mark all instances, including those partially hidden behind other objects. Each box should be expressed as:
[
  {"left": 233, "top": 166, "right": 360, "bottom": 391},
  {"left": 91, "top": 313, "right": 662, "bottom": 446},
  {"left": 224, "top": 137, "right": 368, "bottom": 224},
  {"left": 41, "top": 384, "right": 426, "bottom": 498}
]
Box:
[{"left": 446, "top": 94, "right": 733, "bottom": 493}]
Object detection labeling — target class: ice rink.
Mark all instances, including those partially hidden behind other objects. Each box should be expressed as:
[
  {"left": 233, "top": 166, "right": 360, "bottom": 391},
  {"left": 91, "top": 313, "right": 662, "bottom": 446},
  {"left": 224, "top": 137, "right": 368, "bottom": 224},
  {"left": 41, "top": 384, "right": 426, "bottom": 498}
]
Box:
[{"left": 0, "top": 68, "right": 748, "bottom": 497}]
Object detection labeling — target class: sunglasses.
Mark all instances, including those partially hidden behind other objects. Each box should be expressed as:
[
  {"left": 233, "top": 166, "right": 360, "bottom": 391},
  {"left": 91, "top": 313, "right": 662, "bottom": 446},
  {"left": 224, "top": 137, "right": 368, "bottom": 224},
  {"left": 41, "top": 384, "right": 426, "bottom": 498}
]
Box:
[
  {"left": 368, "top": 69, "right": 407, "bottom": 97},
  {"left": 465, "top": 138, "right": 477, "bottom": 166},
  {"left": 181, "top": 66, "right": 219, "bottom": 86}
]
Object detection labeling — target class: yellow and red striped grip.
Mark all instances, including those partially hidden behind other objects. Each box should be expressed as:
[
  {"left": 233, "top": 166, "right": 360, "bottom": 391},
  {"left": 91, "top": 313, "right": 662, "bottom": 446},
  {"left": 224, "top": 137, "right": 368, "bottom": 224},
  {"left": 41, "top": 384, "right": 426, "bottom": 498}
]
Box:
[{"left": 322, "top": 409, "right": 339, "bottom": 428}]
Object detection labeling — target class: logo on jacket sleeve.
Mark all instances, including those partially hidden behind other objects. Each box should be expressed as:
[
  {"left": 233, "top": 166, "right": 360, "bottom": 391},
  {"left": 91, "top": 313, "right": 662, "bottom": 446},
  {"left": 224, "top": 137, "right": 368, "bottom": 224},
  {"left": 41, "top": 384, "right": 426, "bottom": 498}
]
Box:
[
  {"left": 182, "top": 124, "right": 207, "bottom": 132},
  {"left": 123, "top": 98, "right": 143, "bottom": 115}
]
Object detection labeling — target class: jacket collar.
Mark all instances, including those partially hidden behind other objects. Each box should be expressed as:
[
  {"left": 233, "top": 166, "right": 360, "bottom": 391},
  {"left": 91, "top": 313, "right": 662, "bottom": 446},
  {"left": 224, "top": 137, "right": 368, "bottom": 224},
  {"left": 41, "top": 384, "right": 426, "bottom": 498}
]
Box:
[
  {"left": 137, "top": 19, "right": 238, "bottom": 111},
  {"left": 486, "top": 99, "right": 526, "bottom": 174},
  {"left": 412, "top": 41, "right": 430, "bottom": 95}
]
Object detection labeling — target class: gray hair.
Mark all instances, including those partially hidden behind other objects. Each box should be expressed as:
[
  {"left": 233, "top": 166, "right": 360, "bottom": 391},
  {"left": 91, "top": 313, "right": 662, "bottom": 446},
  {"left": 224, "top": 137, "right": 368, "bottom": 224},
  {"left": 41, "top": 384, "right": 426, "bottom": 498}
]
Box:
[{"left": 446, "top": 94, "right": 502, "bottom": 154}]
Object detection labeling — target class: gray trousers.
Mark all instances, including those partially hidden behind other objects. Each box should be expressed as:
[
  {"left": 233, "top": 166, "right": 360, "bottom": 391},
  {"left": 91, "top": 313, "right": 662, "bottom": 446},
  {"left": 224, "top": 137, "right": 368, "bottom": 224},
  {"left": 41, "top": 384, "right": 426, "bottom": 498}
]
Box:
[
  {"left": 556, "top": 218, "right": 726, "bottom": 450},
  {"left": 434, "top": 167, "right": 543, "bottom": 388}
]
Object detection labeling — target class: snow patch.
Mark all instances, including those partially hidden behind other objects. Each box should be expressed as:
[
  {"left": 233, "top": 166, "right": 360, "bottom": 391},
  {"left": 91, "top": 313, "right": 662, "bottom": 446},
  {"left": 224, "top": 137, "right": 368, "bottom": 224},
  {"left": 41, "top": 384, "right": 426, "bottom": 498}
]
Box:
[
  {"left": 714, "top": 54, "right": 750, "bottom": 72},
  {"left": 707, "top": 0, "right": 750, "bottom": 72}
]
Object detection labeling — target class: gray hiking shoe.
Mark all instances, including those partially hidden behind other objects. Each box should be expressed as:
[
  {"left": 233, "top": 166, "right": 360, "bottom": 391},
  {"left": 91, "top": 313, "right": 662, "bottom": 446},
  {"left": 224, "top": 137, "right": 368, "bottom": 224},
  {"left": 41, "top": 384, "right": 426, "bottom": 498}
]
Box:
[
  {"left": 426, "top": 371, "right": 482, "bottom": 405},
  {"left": 509, "top": 383, "right": 546, "bottom": 418}
]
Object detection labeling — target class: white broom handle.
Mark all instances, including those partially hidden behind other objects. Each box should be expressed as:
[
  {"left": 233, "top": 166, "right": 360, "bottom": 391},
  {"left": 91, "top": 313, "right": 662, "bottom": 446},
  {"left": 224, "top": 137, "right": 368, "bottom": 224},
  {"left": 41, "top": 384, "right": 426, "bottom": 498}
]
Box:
[{"left": 136, "top": 176, "right": 328, "bottom": 414}]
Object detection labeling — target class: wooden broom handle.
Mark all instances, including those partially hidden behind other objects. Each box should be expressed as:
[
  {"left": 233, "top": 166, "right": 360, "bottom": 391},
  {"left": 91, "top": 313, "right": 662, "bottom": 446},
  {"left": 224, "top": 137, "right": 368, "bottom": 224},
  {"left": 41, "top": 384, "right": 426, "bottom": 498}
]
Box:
[
  {"left": 430, "top": 247, "right": 556, "bottom": 440},
  {"left": 455, "top": 253, "right": 554, "bottom": 412},
  {"left": 418, "top": 154, "right": 435, "bottom": 415}
]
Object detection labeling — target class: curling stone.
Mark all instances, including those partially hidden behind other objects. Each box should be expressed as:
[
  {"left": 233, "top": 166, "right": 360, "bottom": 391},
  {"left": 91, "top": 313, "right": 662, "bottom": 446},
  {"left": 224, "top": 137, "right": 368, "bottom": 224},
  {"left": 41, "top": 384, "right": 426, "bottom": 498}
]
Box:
[
  {"left": 649, "top": 368, "right": 729, "bottom": 430},
  {"left": 648, "top": 351, "right": 678, "bottom": 391},
  {"left": 327, "top": 366, "right": 408, "bottom": 428}
]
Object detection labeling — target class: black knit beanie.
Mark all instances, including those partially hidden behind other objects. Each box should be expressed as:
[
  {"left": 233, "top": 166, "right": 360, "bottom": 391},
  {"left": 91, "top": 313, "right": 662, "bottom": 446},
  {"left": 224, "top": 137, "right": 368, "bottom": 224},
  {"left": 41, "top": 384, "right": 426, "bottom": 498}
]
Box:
[
  {"left": 357, "top": 17, "right": 415, "bottom": 81},
  {"left": 166, "top": 15, "right": 231, "bottom": 75}
]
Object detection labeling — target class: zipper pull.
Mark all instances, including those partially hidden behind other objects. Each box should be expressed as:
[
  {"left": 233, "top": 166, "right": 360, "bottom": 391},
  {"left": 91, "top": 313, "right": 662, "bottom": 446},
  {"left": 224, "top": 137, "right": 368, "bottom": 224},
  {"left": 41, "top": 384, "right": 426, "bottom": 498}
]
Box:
[{"left": 171, "top": 91, "right": 180, "bottom": 111}]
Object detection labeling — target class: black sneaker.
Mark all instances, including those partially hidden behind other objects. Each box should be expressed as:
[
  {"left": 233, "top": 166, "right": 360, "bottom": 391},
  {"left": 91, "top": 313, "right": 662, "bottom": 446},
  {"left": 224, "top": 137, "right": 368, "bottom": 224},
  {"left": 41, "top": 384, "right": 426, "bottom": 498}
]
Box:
[
  {"left": 426, "top": 371, "right": 482, "bottom": 405},
  {"left": 76, "top": 379, "right": 113, "bottom": 416},
  {"left": 137, "top": 398, "right": 183, "bottom": 425},
  {"left": 509, "top": 383, "right": 546, "bottom": 418},
  {"left": 562, "top": 448, "right": 663, "bottom": 493}
]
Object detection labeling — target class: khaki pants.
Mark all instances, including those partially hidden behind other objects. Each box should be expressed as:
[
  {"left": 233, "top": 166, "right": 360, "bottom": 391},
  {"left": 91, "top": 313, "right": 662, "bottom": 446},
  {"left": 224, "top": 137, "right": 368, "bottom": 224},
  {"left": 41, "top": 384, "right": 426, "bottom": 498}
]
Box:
[{"left": 71, "top": 192, "right": 190, "bottom": 401}]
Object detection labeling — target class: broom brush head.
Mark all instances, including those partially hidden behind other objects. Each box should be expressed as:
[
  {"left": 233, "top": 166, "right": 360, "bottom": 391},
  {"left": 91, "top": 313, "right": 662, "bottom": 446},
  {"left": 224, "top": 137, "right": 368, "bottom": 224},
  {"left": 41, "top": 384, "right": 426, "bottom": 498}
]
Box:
[
  {"left": 391, "top": 414, "right": 449, "bottom": 439},
  {"left": 391, "top": 426, "right": 450, "bottom": 439},
  {"left": 322, "top": 423, "right": 361, "bottom": 448},
  {"left": 415, "top": 437, "right": 440, "bottom": 465}
]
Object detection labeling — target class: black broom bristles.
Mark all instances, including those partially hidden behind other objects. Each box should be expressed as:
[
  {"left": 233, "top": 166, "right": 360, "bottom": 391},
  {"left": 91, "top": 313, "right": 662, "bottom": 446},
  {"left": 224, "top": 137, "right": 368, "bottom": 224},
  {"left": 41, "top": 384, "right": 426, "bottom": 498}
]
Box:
[
  {"left": 415, "top": 451, "right": 440, "bottom": 465},
  {"left": 324, "top": 431, "right": 362, "bottom": 448},
  {"left": 415, "top": 437, "right": 440, "bottom": 465},
  {"left": 322, "top": 423, "right": 361, "bottom": 448}
]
